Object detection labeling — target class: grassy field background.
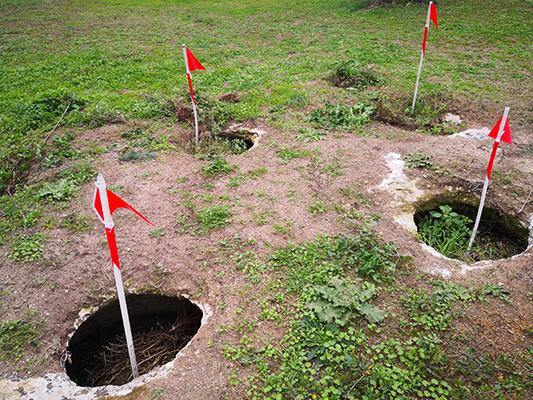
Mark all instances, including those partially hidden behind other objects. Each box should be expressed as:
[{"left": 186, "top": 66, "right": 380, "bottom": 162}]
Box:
[{"left": 1, "top": 1, "right": 533, "bottom": 399}]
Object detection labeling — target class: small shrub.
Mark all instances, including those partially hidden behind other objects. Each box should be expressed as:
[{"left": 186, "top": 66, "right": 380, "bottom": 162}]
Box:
[
  {"left": 200, "top": 156, "right": 237, "bottom": 177},
  {"left": 0, "top": 316, "right": 41, "bottom": 361},
  {"left": 118, "top": 148, "right": 157, "bottom": 163},
  {"left": 418, "top": 205, "right": 473, "bottom": 259},
  {"left": 196, "top": 205, "right": 232, "bottom": 230},
  {"left": 307, "top": 102, "right": 373, "bottom": 130},
  {"left": 8, "top": 234, "right": 44, "bottom": 262},
  {"left": 330, "top": 59, "right": 384, "bottom": 90}
]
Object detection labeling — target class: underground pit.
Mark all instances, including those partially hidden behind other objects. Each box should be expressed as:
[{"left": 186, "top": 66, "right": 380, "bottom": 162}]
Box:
[
  {"left": 413, "top": 193, "right": 529, "bottom": 262},
  {"left": 217, "top": 127, "right": 259, "bottom": 153},
  {"left": 65, "top": 294, "right": 203, "bottom": 387}
]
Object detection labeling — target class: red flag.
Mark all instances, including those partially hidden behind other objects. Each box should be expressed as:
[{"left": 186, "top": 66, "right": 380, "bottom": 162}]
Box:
[
  {"left": 430, "top": 2, "right": 438, "bottom": 31},
  {"left": 422, "top": 27, "right": 429, "bottom": 56},
  {"left": 105, "top": 226, "right": 120, "bottom": 267},
  {"left": 93, "top": 187, "right": 154, "bottom": 226},
  {"left": 488, "top": 115, "right": 513, "bottom": 145},
  {"left": 422, "top": 2, "right": 438, "bottom": 56},
  {"left": 186, "top": 47, "right": 205, "bottom": 72}
]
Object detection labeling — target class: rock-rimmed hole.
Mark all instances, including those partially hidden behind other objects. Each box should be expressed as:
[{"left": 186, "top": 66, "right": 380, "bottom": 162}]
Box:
[
  {"left": 414, "top": 197, "right": 528, "bottom": 262},
  {"left": 66, "top": 294, "right": 202, "bottom": 387}
]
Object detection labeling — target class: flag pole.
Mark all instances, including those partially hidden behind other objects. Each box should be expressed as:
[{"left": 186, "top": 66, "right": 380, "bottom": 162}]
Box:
[
  {"left": 183, "top": 44, "right": 200, "bottom": 146},
  {"left": 412, "top": 1, "right": 433, "bottom": 113},
  {"left": 95, "top": 174, "right": 139, "bottom": 379},
  {"left": 466, "top": 107, "right": 510, "bottom": 254}
]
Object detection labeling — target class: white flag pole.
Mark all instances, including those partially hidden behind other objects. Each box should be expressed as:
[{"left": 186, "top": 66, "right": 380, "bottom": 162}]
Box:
[
  {"left": 466, "top": 107, "right": 510, "bottom": 254},
  {"left": 95, "top": 174, "right": 139, "bottom": 379},
  {"left": 183, "top": 44, "right": 200, "bottom": 146},
  {"left": 412, "top": 2, "right": 433, "bottom": 113}
]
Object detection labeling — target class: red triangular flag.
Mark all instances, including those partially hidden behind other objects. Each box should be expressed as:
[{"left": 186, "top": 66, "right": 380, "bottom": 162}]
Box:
[
  {"left": 488, "top": 115, "right": 513, "bottom": 145},
  {"left": 93, "top": 187, "right": 154, "bottom": 225},
  {"left": 430, "top": 2, "right": 438, "bottom": 31},
  {"left": 186, "top": 47, "right": 205, "bottom": 72},
  {"left": 105, "top": 226, "right": 121, "bottom": 268}
]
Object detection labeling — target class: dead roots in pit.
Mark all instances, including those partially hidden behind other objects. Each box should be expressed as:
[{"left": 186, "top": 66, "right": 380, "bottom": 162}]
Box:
[{"left": 82, "top": 322, "right": 192, "bottom": 387}]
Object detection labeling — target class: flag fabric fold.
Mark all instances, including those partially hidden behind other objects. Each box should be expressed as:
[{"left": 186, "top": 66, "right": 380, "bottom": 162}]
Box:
[
  {"left": 486, "top": 113, "right": 512, "bottom": 179},
  {"left": 93, "top": 187, "right": 153, "bottom": 226},
  {"left": 430, "top": 2, "right": 438, "bottom": 31},
  {"left": 185, "top": 47, "right": 205, "bottom": 72},
  {"left": 488, "top": 115, "right": 512, "bottom": 145},
  {"left": 422, "top": 2, "right": 438, "bottom": 56}
]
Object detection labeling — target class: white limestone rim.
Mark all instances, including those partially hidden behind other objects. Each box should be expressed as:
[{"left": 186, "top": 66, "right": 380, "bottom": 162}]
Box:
[{"left": 0, "top": 301, "right": 212, "bottom": 400}]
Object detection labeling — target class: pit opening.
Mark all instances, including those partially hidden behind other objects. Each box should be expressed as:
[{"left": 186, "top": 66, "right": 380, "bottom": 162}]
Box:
[
  {"left": 414, "top": 195, "right": 528, "bottom": 262},
  {"left": 217, "top": 128, "right": 257, "bottom": 153},
  {"left": 66, "top": 294, "right": 202, "bottom": 387}
]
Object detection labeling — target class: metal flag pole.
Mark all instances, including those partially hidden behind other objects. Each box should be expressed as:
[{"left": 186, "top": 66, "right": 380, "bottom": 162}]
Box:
[
  {"left": 466, "top": 107, "right": 510, "bottom": 254},
  {"left": 412, "top": 1, "right": 434, "bottom": 113},
  {"left": 183, "top": 44, "right": 200, "bottom": 146},
  {"left": 95, "top": 174, "right": 139, "bottom": 379}
]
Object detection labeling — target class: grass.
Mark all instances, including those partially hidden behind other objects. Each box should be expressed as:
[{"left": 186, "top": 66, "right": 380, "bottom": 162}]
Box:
[{"left": 1, "top": 0, "right": 532, "bottom": 397}]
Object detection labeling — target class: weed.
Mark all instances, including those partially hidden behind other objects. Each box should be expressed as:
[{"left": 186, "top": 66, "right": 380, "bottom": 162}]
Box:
[
  {"left": 306, "top": 102, "right": 373, "bottom": 131},
  {"left": 62, "top": 214, "right": 91, "bottom": 232},
  {"left": 330, "top": 59, "right": 384, "bottom": 90},
  {"left": 196, "top": 205, "right": 232, "bottom": 230},
  {"left": 0, "top": 314, "right": 41, "bottom": 361},
  {"left": 308, "top": 276, "right": 385, "bottom": 325},
  {"left": 295, "top": 127, "right": 328, "bottom": 143},
  {"left": 403, "top": 150, "right": 434, "bottom": 169},
  {"left": 200, "top": 156, "right": 237, "bottom": 177},
  {"left": 118, "top": 148, "right": 157, "bottom": 163},
  {"left": 276, "top": 146, "right": 320, "bottom": 164},
  {"left": 245, "top": 167, "right": 268, "bottom": 179},
  {"left": 8, "top": 234, "right": 44, "bottom": 262},
  {"left": 417, "top": 205, "right": 473, "bottom": 259},
  {"left": 149, "top": 227, "right": 165, "bottom": 238}
]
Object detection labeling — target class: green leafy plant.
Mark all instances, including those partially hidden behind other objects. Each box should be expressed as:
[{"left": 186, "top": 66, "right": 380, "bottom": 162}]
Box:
[
  {"left": 307, "top": 102, "right": 373, "bottom": 131},
  {"left": 330, "top": 59, "right": 384, "bottom": 90},
  {"left": 118, "top": 148, "right": 157, "bottom": 162},
  {"left": 308, "top": 276, "right": 385, "bottom": 325},
  {"left": 200, "top": 156, "right": 237, "bottom": 177},
  {"left": 418, "top": 205, "right": 473, "bottom": 259},
  {"left": 8, "top": 234, "right": 44, "bottom": 262},
  {"left": 276, "top": 146, "right": 319, "bottom": 164},
  {"left": 196, "top": 205, "right": 232, "bottom": 230},
  {"left": 403, "top": 150, "right": 434, "bottom": 169},
  {"left": 0, "top": 316, "right": 41, "bottom": 361}
]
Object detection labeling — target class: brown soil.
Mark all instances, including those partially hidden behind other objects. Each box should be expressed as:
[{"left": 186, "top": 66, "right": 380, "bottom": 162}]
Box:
[{"left": 0, "top": 114, "right": 532, "bottom": 399}]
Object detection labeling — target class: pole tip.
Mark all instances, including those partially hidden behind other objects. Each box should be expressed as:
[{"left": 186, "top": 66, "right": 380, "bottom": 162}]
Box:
[
  {"left": 182, "top": 43, "right": 186, "bottom": 48},
  {"left": 96, "top": 173, "right": 105, "bottom": 187}
]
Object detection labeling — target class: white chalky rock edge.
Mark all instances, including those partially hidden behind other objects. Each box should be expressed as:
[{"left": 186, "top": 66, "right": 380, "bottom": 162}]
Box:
[
  {"left": 0, "top": 302, "right": 212, "bottom": 400},
  {"left": 378, "top": 153, "right": 533, "bottom": 279}
]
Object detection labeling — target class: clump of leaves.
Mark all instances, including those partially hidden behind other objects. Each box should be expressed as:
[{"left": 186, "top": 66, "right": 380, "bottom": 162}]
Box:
[
  {"left": 308, "top": 276, "right": 385, "bottom": 325},
  {"left": 306, "top": 102, "right": 373, "bottom": 131},
  {"left": 418, "top": 205, "right": 473, "bottom": 259},
  {"left": 37, "top": 162, "right": 95, "bottom": 201},
  {"left": 330, "top": 59, "right": 384, "bottom": 90},
  {"left": 276, "top": 146, "right": 320, "bottom": 164},
  {"left": 403, "top": 150, "right": 434, "bottom": 169},
  {"left": 196, "top": 205, "right": 232, "bottom": 230},
  {"left": 0, "top": 316, "right": 41, "bottom": 361},
  {"left": 8, "top": 234, "right": 44, "bottom": 262},
  {"left": 118, "top": 148, "right": 157, "bottom": 163},
  {"left": 200, "top": 156, "right": 237, "bottom": 177}
]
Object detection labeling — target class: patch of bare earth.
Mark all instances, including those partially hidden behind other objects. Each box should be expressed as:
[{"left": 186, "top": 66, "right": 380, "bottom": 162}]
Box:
[{"left": 0, "top": 115, "right": 532, "bottom": 399}]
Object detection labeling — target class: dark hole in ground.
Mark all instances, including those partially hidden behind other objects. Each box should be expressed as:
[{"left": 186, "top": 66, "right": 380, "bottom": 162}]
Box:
[
  {"left": 414, "top": 198, "right": 529, "bottom": 262},
  {"left": 217, "top": 129, "right": 256, "bottom": 153},
  {"left": 66, "top": 294, "right": 203, "bottom": 387}
]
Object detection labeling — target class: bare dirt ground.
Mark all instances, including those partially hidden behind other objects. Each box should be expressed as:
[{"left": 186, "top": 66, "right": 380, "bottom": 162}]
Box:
[{"left": 0, "top": 113, "right": 532, "bottom": 399}]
